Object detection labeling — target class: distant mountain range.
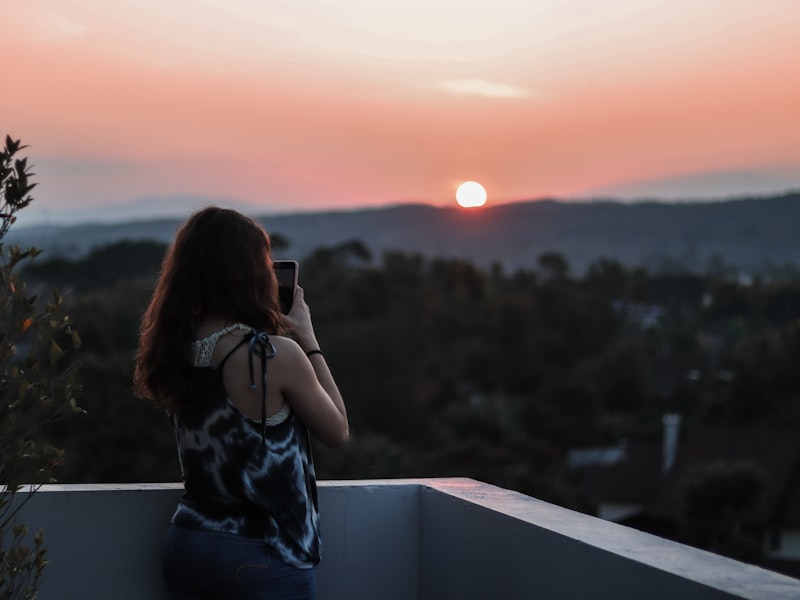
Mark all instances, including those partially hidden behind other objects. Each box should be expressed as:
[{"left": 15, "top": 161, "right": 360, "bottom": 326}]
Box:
[{"left": 7, "top": 192, "right": 800, "bottom": 275}]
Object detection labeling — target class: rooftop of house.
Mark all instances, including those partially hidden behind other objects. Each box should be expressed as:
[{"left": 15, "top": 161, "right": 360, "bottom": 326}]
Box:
[
  {"left": 579, "top": 425, "right": 800, "bottom": 527},
  {"left": 654, "top": 425, "right": 800, "bottom": 523}
]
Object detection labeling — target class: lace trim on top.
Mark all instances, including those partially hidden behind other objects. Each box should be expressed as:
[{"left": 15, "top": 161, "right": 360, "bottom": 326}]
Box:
[
  {"left": 191, "top": 323, "right": 289, "bottom": 426},
  {"left": 192, "top": 322, "right": 250, "bottom": 367}
]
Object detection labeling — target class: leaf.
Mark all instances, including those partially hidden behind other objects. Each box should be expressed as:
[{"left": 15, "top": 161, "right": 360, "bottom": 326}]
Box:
[
  {"left": 6, "top": 134, "right": 21, "bottom": 154},
  {"left": 21, "top": 317, "right": 33, "bottom": 331},
  {"left": 71, "top": 330, "right": 82, "bottom": 349},
  {"left": 49, "top": 340, "right": 64, "bottom": 365}
]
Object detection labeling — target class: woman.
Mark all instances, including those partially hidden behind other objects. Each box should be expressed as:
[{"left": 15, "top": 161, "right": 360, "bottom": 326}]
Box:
[{"left": 134, "top": 206, "right": 348, "bottom": 599}]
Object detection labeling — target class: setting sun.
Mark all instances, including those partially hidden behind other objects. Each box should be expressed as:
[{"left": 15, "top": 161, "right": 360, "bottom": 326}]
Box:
[{"left": 456, "top": 181, "right": 487, "bottom": 208}]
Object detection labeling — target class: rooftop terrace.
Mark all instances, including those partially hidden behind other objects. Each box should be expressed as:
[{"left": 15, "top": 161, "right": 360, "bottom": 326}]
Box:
[{"left": 14, "top": 478, "right": 800, "bottom": 599}]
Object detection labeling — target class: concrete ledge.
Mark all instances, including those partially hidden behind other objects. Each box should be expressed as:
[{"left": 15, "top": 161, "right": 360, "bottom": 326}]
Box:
[
  {"left": 418, "top": 479, "right": 800, "bottom": 600},
  {"left": 11, "top": 479, "right": 800, "bottom": 599}
]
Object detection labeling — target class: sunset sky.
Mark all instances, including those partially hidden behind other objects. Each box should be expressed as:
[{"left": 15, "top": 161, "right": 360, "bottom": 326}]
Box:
[{"left": 3, "top": 0, "right": 799, "bottom": 224}]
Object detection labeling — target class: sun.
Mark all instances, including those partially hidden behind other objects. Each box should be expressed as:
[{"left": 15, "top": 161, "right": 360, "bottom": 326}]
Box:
[{"left": 456, "top": 181, "right": 487, "bottom": 208}]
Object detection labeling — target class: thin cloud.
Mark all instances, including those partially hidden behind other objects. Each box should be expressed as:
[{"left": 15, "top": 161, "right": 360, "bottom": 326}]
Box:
[
  {"left": 439, "top": 79, "right": 534, "bottom": 99},
  {"left": 45, "top": 13, "right": 88, "bottom": 37}
]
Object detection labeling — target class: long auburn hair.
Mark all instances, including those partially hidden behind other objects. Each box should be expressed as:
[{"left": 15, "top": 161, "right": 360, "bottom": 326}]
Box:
[{"left": 133, "top": 206, "right": 282, "bottom": 410}]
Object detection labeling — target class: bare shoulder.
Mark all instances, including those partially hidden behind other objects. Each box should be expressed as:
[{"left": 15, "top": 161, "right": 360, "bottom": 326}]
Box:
[
  {"left": 262, "top": 335, "right": 313, "bottom": 395},
  {"left": 268, "top": 334, "right": 306, "bottom": 362},
  {"left": 215, "top": 331, "right": 302, "bottom": 368}
]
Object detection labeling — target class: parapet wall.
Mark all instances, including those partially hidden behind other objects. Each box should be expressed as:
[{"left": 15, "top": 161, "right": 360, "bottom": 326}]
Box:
[{"left": 12, "top": 479, "right": 800, "bottom": 599}]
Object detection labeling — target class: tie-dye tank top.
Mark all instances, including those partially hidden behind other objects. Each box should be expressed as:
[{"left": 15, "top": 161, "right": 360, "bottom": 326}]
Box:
[{"left": 169, "top": 324, "right": 320, "bottom": 568}]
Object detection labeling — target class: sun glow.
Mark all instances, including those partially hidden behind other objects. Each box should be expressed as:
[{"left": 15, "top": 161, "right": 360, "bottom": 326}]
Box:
[{"left": 456, "top": 181, "right": 487, "bottom": 208}]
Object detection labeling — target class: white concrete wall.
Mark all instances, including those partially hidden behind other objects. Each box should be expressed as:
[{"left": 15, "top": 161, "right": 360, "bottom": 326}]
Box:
[
  {"left": 315, "top": 481, "right": 419, "bottom": 600},
  {"left": 417, "top": 480, "right": 800, "bottom": 600},
  {"left": 11, "top": 482, "right": 421, "bottom": 600},
  {"left": 11, "top": 479, "right": 800, "bottom": 600},
  {"left": 10, "top": 484, "right": 182, "bottom": 600}
]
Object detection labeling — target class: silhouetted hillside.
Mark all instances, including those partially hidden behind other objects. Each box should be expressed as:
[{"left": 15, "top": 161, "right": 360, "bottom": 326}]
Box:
[{"left": 8, "top": 192, "right": 800, "bottom": 275}]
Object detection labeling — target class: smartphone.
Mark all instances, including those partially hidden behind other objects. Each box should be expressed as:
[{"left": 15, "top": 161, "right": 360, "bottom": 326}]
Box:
[{"left": 273, "top": 260, "right": 299, "bottom": 314}]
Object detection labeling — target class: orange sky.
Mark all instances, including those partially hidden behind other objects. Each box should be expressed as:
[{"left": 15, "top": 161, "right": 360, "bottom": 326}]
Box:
[{"left": 2, "top": 0, "right": 799, "bottom": 224}]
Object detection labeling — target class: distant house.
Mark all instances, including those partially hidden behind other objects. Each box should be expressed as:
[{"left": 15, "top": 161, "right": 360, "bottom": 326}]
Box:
[{"left": 575, "top": 420, "right": 800, "bottom": 577}]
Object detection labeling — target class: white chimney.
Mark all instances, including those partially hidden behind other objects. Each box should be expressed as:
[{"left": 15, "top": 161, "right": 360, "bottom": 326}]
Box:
[{"left": 662, "top": 413, "right": 681, "bottom": 475}]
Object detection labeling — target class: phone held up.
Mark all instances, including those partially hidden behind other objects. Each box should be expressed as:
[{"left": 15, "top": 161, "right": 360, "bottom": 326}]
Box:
[{"left": 273, "top": 260, "right": 299, "bottom": 314}]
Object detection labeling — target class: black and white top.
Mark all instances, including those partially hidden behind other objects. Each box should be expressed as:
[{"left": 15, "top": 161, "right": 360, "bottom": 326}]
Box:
[{"left": 169, "top": 323, "right": 320, "bottom": 568}]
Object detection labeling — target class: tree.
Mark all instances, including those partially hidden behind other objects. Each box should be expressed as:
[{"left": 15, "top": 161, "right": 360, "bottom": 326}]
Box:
[
  {"left": 0, "top": 135, "right": 81, "bottom": 599},
  {"left": 537, "top": 251, "right": 570, "bottom": 281},
  {"left": 676, "top": 460, "right": 766, "bottom": 561}
]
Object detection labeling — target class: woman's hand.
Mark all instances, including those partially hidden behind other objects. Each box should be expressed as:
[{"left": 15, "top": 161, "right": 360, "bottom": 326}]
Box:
[{"left": 280, "top": 286, "right": 319, "bottom": 352}]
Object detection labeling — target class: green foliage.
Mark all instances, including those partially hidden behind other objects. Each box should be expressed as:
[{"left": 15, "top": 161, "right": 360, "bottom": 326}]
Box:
[
  {"left": 0, "top": 134, "right": 82, "bottom": 599},
  {"left": 703, "top": 320, "right": 800, "bottom": 424},
  {"left": 23, "top": 240, "right": 167, "bottom": 293},
  {"left": 0, "top": 525, "right": 46, "bottom": 600},
  {"left": 26, "top": 236, "right": 800, "bottom": 499},
  {"left": 29, "top": 242, "right": 172, "bottom": 483},
  {"left": 0, "top": 136, "right": 36, "bottom": 241}
]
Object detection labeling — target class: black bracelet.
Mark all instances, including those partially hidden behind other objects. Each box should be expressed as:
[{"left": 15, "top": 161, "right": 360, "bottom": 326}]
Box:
[{"left": 306, "top": 349, "right": 324, "bottom": 358}]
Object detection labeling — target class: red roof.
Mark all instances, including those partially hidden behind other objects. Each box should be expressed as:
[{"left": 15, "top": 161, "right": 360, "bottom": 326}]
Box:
[
  {"left": 578, "top": 425, "right": 800, "bottom": 526},
  {"left": 650, "top": 425, "right": 800, "bottom": 525}
]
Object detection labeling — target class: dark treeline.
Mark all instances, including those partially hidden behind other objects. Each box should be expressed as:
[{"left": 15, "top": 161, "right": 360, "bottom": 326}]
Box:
[{"left": 25, "top": 238, "right": 800, "bottom": 509}]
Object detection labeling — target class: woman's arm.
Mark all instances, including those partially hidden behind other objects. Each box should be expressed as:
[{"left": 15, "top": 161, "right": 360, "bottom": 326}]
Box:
[{"left": 279, "top": 287, "right": 348, "bottom": 447}]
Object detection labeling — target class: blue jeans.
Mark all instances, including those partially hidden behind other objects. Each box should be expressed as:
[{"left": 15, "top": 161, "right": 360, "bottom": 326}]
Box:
[{"left": 162, "top": 524, "right": 316, "bottom": 600}]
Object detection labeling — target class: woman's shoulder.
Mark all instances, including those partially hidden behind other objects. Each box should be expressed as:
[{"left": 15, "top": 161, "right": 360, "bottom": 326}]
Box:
[
  {"left": 223, "top": 331, "right": 303, "bottom": 361},
  {"left": 222, "top": 332, "right": 306, "bottom": 394},
  {"left": 267, "top": 334, "right": 304, "bottom": 358}
]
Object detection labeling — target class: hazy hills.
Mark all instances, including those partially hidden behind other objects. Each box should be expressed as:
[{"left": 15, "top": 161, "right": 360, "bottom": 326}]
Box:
[{"left": 7, "top": 192, "right": 800, "bottom": 275}]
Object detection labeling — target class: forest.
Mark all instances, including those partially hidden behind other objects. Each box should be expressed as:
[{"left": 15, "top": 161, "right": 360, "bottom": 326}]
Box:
[{"left": 23, "top": 235, "right": 800, "bottom": 516}]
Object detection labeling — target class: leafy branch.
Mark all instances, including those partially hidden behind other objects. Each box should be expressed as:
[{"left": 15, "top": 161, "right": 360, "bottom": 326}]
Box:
[{"left": 0, "top": 133, "right": 82, "bottom": 599}]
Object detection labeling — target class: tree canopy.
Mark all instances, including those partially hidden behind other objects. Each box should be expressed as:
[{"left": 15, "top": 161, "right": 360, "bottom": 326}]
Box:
[{"left": 26, "top": 236, "right": 800, "bottom": 497}]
